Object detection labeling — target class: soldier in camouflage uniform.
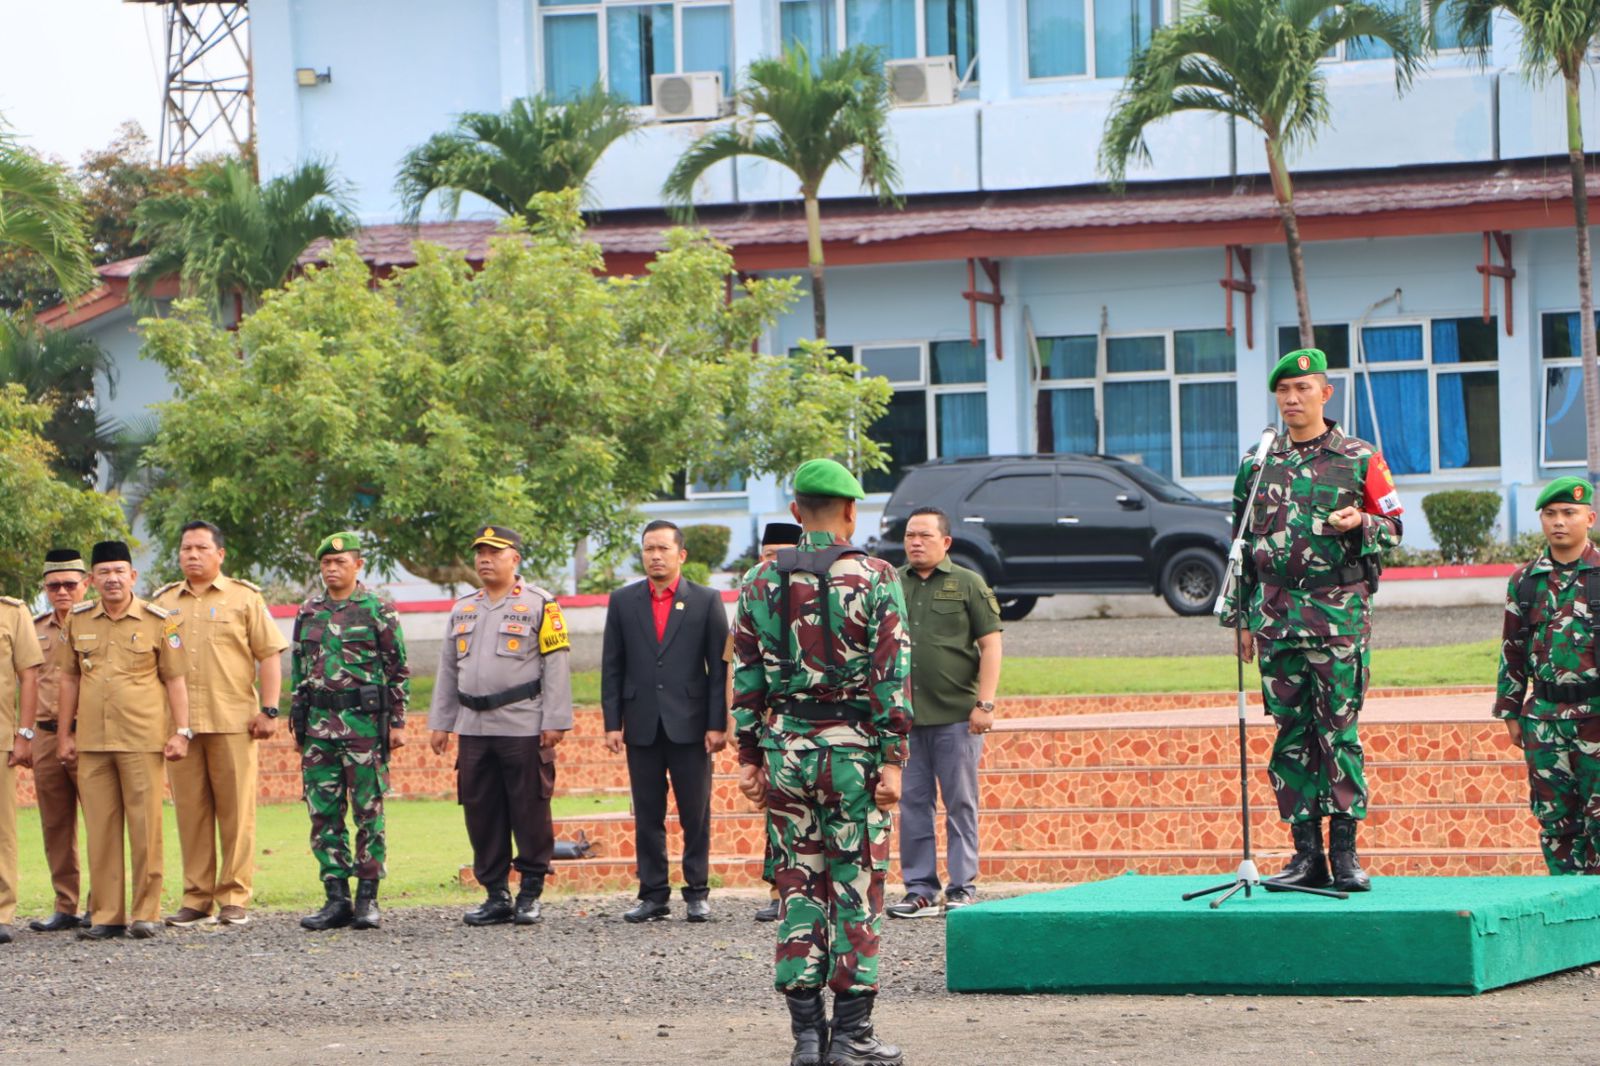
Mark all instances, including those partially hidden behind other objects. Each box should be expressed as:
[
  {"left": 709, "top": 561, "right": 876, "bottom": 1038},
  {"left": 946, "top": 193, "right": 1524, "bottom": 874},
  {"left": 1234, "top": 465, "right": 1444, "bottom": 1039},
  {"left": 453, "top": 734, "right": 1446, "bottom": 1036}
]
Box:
[
  {"left": 732, "top": 459, "right": 911, "bottom": 1066},
  {"left": 1220, "top": 349, "right": 1403, "bottom": 893},
  {"left": 292, "top": 532, "right": 409, "bottom": 931},
  {"left": 1494, "top": 476, "right": 1600, "bottom": 875}
]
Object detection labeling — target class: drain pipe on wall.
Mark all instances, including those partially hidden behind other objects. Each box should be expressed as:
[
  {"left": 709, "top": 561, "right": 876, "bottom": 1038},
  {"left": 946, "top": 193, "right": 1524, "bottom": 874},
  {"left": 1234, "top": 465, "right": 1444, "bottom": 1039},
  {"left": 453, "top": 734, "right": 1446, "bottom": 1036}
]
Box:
[{"left": 1353, "top": 288, "right": 1403, "bottom": 457}]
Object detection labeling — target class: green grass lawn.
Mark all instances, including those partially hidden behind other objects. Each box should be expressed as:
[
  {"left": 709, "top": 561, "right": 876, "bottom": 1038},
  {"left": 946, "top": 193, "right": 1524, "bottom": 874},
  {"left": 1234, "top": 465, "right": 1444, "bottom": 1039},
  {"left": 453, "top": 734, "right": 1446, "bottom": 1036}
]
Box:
[{"left": 11, "top": 793, "right": 629, "bottom": 919}]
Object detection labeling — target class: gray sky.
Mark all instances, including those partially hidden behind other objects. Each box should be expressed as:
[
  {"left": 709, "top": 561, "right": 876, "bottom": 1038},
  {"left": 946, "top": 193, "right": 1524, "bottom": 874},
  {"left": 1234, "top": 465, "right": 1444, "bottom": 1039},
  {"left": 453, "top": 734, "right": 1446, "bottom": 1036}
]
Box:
[{"left": 0, "top": 0, "right": 236, "bottom": 164}]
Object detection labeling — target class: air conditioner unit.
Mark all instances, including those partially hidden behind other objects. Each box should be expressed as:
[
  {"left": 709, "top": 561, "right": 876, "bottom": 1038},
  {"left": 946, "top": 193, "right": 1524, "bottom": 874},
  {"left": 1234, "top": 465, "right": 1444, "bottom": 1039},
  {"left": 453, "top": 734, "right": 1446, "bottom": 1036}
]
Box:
[
  {"left": 886, "top": 56, "right": 958, "bottom": 107},
  {"left": 652, "top": 71, "right": 724, "bottom": 121}
]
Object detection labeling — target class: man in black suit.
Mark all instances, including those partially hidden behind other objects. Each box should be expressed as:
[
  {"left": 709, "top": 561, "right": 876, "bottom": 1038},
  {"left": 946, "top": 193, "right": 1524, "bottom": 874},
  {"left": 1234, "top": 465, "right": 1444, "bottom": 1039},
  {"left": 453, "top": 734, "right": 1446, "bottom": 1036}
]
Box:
[{"left": 602, "top": 520, "right": 729, "bottom": 923}]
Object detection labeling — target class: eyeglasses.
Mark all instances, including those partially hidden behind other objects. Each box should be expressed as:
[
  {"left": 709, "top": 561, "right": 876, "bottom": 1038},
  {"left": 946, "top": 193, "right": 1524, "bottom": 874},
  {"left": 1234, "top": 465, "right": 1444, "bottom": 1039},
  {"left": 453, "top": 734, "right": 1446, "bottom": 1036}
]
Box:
[{"left": 44, "top": 581, "right": 82, "bottom": 592}]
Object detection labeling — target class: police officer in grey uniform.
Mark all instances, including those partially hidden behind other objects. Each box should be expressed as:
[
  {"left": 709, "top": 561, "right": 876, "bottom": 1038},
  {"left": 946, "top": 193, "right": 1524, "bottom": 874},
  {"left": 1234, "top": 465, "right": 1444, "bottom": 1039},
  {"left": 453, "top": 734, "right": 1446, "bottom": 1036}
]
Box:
[{"left": 429, "top": 525, "right": 574, "bottom": 926}]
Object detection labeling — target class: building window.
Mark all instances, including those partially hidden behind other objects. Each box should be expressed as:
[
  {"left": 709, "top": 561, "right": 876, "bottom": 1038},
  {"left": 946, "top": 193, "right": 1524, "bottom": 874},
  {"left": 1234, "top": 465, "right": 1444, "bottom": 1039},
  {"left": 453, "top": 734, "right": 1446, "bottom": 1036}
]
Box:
[
  {"left": 1035, "top": 327, "right": 1237, "bottom": 480},
  {"left": 1276, "top": 316, "right": 1500, "bottom": 475},
  {"left": 1541, "top": 311, "right": 1600, "bottom": 467},
  {"left": 780, "top": 0, "right": 978, "bottom": 76},
  {"left": 540, "top": 0, "right": 733, "bottom": 106},
  {"left": 1339, "top": 0, "right": 1471, "bottom": 59},
  {"left": 858, "top": 339, "right": 988, "bottom": 494},
  {"left": 1026, "top": 0, "right": 1163, "bottom": 80}
]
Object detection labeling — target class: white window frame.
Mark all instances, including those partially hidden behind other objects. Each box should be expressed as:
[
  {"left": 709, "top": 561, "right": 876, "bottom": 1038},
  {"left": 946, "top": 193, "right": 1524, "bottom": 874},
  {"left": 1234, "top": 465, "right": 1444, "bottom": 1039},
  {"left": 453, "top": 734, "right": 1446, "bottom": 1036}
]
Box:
[
  {"left": 540, "top": 0, "right": 735, "bottom": 106},
  {"left": 778, "top": 0, "right": 974, "bottom": 64},
  {"left": 687, "top": 470, "right": 750, "bottom": 499},
  {"left": 1325, "top": 0, "right": 1467, "bottom": 62},
  {"left": 1034, "top": 328, "right": 1239, "bottom": 482},
  {"left": 1278, "top": 316, "right": 1502, "bottom": 477},
  {"left": 855, "top": 339, "right": 988, "bottom": 483},
  {"left": 1539, "top": 309, "right": 1592, "bottom": 470},
  {"left": 1023, "top": 0, "right": 1172, "bottom": 83}
]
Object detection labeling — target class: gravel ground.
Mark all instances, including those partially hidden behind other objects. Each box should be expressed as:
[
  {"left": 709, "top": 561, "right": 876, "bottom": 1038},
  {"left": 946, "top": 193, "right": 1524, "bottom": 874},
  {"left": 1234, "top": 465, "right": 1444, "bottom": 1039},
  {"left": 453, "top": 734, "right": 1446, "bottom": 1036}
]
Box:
[
  {"left": 998, "top": 604, "right": 1502, "bottom": 659},
  {"left": 4, "top": 890, "right": 1599, "bottom": 1065}
]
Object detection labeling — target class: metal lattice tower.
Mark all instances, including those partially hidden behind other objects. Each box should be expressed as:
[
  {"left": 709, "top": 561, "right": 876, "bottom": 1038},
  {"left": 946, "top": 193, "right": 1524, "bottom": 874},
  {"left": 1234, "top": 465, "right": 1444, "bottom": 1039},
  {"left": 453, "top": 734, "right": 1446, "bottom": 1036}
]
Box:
[{"left": 131, "top": 1, "right": 253, "bottom": 166}]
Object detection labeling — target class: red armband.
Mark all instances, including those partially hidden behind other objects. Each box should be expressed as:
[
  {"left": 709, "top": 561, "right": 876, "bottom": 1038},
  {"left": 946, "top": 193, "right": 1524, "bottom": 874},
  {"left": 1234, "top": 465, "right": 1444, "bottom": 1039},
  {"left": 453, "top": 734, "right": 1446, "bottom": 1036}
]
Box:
[{"left": 1363, "top": 453, "right": 1403, "bottom": 516}]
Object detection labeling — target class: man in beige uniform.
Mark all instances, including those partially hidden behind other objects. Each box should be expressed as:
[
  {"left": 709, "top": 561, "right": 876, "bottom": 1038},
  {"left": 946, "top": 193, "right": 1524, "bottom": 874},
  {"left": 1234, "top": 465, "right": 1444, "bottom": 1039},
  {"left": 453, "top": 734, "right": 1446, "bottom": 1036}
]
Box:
[
  {"left": 58, "top": 540, "right": 193, "bottom": 941},
  {"left": 0, "top": 586, "right": 44, "bottom": 945},
  {"left": 24, "top": 549, "right": 90, "bottom": 932},
  {"left": 154, "top": 521, "right": 286, "bottom": 927}
]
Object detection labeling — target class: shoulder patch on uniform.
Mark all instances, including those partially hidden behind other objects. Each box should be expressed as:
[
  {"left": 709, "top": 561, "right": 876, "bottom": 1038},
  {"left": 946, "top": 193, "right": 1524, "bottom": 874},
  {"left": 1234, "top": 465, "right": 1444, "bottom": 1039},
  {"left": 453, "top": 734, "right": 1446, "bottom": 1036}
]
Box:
[
  {"left": 0, "top": 595, "right": 21, "bottom": 607},
  {"left": 152, "top": 581, "right": 182, "bottom": 599},
  {"left": 143, "top": 602, "right": 173, "bottom": 619},
  {"left": 71, "top": 601, "right": 96, "bottom": 614},
  {"left": 539, "top": 601, "right": 571, "bottom": 655}
]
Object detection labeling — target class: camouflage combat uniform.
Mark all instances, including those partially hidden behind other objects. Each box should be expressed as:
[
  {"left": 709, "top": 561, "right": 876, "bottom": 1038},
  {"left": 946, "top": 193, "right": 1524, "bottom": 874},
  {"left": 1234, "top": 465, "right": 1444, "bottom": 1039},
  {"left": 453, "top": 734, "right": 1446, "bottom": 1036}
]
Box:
[
  {"left": 732, "top": 531, "right": 913, "bottom": 996},
  {"left": 291, "top": 584, "right": 409, "bottom": 881},
  {"left": 1220, "top": 422, "right": 1403, "bottom": 824},
  {"left": 1494, "top": 544, "right": 1600, "bottom": 874}
]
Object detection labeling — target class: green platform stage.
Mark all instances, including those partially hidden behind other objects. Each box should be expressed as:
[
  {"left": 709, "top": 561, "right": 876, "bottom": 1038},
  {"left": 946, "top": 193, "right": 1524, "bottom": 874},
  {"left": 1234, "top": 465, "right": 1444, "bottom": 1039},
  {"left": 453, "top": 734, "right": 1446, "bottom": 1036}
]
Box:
[{"left": 945, "top": 874, "right": 1600, "bottom": 996}]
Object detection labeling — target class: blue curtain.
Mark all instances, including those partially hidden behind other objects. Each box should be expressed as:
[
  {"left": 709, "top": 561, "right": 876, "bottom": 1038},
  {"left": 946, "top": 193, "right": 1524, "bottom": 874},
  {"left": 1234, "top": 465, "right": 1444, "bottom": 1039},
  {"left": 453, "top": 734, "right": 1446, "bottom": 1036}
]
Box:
[
  {"left": 1105, "top": 380, "right": 1172, "bottom": 477},
  {"left": 1174, "top": 328, "right": 1235, "bottom": 374},
  {"left": 682, "top": 5, "right": 733, "bottom": 88},
  {"left": 1027, "top": 0, "right": 1086, "bottom": 77},
  {"left": 937, "top": 392, "right": 988, "bottom": 457},
  {"left": 782, "top": 0, "right": 838, "bottom": 58},
  {"left": 1040, "top": 335, "right": 1096, "bottom": 380},
  {"left": 543, "top": 14, "right": 600, "bottom": 102},
  {"left": 1094, "top": 0, "right": 1158, "bottom": 78},
  {"left": 1106, "top": 335, "right": 1163, "bottom": 372},
  {"left": 607, "top": 5, "right": 673, "bottom": 105},
  {"left": 1356, "top": 324, "right": 1428, "bottom": 474},
  {"left": 1179, "top": 382, "right": 1236, "bottom": 477},
  {"left": 1432, "top": 319, "right": 1470, "bottom": 470},
  {"left": 930, "top": 339, "right": 985, "bottom": 384},
  {"left": 1546, "top": 365, "right": 1587, "bottom": 464},
  {"left": 926, "top": 0, "right": 978, "bottom": 75},
  {"left": 1046, "top": 388, "right": 1097, "bottom": 453},
  {"left": 847, "top": 0, "right": 917, "bottom": 59}
]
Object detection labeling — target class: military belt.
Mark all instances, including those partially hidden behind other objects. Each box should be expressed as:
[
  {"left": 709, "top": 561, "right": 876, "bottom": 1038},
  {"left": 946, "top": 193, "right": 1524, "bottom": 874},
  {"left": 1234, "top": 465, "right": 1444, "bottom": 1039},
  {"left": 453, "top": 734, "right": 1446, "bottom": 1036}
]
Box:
[
  {"left": 35, "top": 719, "right": 58, "bottom": 733},
  {"left": 461, "top": 678, "right": 543, "bottom": 712},
  {"left": 1532, "top": 678, "right": 1600, "bottom": 704},
  {"left": 308, "top": 690, "right": 366, "bottom": 711},
  {"left": 1256, "top": 564, "right": 1366, "bottom": 591},
  {"left": 775, "top": 700, "right": 872, "bottom": 724}
]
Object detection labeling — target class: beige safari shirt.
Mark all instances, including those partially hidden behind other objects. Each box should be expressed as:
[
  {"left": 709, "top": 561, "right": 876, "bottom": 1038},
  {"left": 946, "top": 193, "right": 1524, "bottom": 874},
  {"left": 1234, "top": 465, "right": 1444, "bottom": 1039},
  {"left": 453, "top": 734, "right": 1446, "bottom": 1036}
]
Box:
[
  {"left": 58, "top": 597, "right": 187, "bottom": 752},
  {"left": 0, "top": 598, "right": 44, "bottom": 734},
  {"left": 154, "top": 574, "right": 287, "bottom": 733},
  {"left": 32, "top": 610, "right": 65, "bottom": 723}
]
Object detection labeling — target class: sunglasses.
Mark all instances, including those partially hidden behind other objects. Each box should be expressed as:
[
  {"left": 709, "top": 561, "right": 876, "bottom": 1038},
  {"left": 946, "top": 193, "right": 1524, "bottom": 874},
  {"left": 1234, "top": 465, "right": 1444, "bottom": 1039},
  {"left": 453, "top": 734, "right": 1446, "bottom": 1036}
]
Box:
[{"left": 44, "top": 581, "right": 82, "bottom": 592}]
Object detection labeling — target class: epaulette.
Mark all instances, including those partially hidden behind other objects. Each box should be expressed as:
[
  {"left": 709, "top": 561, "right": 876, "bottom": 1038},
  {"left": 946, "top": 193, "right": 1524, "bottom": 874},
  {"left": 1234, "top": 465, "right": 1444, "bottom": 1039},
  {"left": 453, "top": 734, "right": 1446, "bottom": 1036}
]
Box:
[
  {"left": 234, "top": 577, "right": 262, "bottom": 593},
  {"left": 0, "top": 596, "right": 22, "bottom": 607},
  {"left": 143, "top": 602, "right": 174, "bottom": 620},
  {"left": 71, "top": 601, "right": 96, "bottom": 614},
  {"left": 152, "top": 581, "right": 183, "bottom": 598},
  {"left": 34, "top": 610, "right": 50, "bottom": 623}
]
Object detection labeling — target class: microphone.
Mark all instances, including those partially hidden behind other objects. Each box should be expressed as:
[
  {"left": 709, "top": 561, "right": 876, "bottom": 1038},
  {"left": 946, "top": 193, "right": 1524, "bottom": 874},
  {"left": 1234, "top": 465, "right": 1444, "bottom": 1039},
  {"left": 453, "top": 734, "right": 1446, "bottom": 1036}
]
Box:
[{"left": 1249, "top": 426, "right": 1278, "bottom": 469}]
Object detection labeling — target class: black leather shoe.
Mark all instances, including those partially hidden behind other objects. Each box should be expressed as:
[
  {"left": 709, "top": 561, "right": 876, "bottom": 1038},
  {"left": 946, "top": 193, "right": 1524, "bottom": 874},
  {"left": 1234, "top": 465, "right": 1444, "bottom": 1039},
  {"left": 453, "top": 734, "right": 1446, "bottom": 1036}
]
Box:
[
  {"left": 78, "top": 912, "right": 91, "bottom": 928},
  {"left": 29, "top": 911, "right": 80, "bottom": 933},
  {"left": 352, "top": 878, "right": 381, "bottom": 930},
  {"left": 514, "top": 894, "right": 542, "bottom": 925},
  {"left": 1329, "top": 816, "right": 1372, "bottom": 892},
  {"left": 128, "top": 920, "right": 162, "bottom": 940},
  {"left": 76, "top": 924, "right": 126, "bottom": 941},
  {"left": 622, "top": 900, "right": 671, "bottom": 924},
  {"left": 464, "top": 889, "right": 515, "bottom": 926},
  {"left": 786, "top": 989, "right": 830, "bottom": 1066},
  {"left": 1265, "top": 820, "right": 1333, "bottom": 890},
  {"left": 301, "top": 878, "right": 354, "bottom": 931},
  {"left": 827, "top": 992, "right": 901, "bottom": 1066},
  {"left": 755, "top": 898, "right": 781, "bottom": 923},
  {"left": 686, "top": 899, "right": 711, "bottom": 923},
  {"left": 0, "top": 923, "right": 12, "bottom": 944}
]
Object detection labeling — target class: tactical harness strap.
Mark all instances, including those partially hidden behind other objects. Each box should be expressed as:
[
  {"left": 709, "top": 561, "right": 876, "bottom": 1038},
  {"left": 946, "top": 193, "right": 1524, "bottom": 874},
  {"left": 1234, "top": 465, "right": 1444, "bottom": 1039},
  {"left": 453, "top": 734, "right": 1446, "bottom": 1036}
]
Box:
[
  {"left": 774, "top": 543, "right": 868, "bottom": 690},
  {"left": 1517, "top": 567, "right": 1600, "bottom": 702},
  {"left": 1256, "top": 563, "right": 1368, "bottom": 592}
]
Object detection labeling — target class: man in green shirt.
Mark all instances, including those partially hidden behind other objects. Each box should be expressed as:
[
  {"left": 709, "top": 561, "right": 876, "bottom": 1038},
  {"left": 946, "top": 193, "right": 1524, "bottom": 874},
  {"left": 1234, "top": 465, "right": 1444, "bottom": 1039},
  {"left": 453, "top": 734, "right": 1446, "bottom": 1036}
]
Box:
[{"left": 888, "top": 506, "right": 1003, "bottom": 919}]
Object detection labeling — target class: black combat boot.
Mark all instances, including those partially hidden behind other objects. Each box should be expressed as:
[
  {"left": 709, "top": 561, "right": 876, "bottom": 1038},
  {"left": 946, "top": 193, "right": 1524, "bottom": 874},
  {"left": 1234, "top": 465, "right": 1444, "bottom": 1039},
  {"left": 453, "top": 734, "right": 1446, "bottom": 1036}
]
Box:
[
  {"left": 826, "top": 992, "right": 901, "bottom": 1066},
  {"left": 300, "top": 878, "right": 353, "bottom": 931},
  {"left": 1265, "top": 820, "right": 1331, "bottom": 889},
  {"left": 1328, "top": 816, "right": 1372, "bottom": 892},
  {"left": 464, "top": 888, "right": 515, "bottom": 926},
  {"left": 351, "top": 879, "right": 381, "bottom": 930},
  {"left": 785, "top": 990, "right": 829, "bottom": 1066}
]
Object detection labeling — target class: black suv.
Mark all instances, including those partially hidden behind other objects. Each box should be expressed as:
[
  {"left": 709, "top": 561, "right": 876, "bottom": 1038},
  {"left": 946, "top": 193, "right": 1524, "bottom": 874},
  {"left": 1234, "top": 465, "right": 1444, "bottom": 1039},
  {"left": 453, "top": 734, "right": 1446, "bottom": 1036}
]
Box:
[{"left": 874, "top": 455, "right": 1233, "bottom": 619}]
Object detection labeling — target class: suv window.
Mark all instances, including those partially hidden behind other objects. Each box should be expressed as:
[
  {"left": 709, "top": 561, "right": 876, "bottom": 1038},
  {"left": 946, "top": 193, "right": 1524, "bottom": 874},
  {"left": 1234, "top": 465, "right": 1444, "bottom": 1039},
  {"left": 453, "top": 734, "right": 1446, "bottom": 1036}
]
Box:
[
  {"left": 966, "top": 471, "right": 1053, "bottom": 507},
  {"left": 1108, "top": 460, "right": 1202, "bottom": 502},
  {"left": 1058, "top": 474, "right": 1123, "bottom": 508},
  {"left": 890, "top": 466, "right": 971, "bottom": 504}
]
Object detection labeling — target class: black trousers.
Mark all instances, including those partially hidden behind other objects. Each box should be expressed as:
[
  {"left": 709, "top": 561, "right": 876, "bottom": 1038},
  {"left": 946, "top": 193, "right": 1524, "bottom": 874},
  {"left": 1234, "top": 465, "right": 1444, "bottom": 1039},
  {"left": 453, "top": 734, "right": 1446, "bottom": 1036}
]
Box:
[
  {"left": 457, "top": 734, "right": 555, "bottom": 898},
  {"left": 626, "top": 730, "right": 713, "bottom": 903}
]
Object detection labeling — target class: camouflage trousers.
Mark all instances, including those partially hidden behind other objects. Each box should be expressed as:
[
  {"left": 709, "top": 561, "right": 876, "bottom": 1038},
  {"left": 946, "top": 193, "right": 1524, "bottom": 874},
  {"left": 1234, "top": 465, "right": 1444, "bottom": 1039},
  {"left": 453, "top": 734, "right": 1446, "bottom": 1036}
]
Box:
[
  {"left": 1520, "top": 717, "right": 1600, "bottom": 875},
  {"left": 302, "top": 737, "right": 388, "bottom": 881},
  {"left": 1258, "top": 639, "right": 1370, "bottom": 824},
  {"left": 764, "top": 744, "right": 892, "bottom": 996}
]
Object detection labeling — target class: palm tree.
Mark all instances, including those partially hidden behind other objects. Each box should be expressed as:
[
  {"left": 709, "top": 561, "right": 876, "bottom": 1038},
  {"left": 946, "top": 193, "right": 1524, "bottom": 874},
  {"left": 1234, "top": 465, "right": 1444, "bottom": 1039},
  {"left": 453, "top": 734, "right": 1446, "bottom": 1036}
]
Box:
[
  {"left": 663, "top": 44, "right": 901, "bottom": 340},
  {"left": 0, "top": 122, "right": 94, "bottom": 297},
  {"left": 395, "top": 86, "right": 639, "bottom": 224},
  {"left": 0, "top": 311, "right": 117, "bottom": 482},
  {"left": 1435, "top": 0, "right": 1600, "bottom": 476},
  {"left": 1100, "top": 0, "right": 1422, "bottom": 345},
  {"left": 129, "top": 158, "right": 356, "bottom": 321}
]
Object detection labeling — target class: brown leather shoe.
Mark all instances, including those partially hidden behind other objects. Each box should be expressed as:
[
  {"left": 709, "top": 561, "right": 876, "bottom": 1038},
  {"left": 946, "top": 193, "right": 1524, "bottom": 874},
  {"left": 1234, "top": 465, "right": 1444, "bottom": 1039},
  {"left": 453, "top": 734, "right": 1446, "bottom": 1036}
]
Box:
[
  {"left": 216, "top": 906, "right": 250, "bottom": 926},
  {"left": 164, "top": 907, "right": 215, "bottom": 927}
]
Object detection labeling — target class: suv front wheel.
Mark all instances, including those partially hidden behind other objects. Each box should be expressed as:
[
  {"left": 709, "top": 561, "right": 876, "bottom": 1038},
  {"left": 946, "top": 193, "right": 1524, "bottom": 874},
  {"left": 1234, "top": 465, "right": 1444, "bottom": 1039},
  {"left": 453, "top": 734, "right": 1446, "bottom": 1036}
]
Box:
[{"left": 1160, "top": 548, "right": 1224, "bottom": 617}]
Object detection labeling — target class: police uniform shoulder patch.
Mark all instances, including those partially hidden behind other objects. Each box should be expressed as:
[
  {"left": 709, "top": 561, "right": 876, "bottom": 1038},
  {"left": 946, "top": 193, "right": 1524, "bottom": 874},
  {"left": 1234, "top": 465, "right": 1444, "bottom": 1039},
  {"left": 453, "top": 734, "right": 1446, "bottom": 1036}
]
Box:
[
  {"left": 152, "top": 581, "right": 182, "bottom": 599},
  {"left": 539, "top": 601, "right": 571, "bottom": 655},
  {"left": 0, "top": 595, "right": 22, "bottom": 607},
  {"left": 71, "top": 601, "right": 96, "bottom": 614}
]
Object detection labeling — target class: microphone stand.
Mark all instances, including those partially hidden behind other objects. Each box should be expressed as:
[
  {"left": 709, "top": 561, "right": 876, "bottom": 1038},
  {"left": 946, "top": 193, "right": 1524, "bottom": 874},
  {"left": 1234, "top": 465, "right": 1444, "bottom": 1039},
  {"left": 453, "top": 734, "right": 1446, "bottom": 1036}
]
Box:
[{"left": 1182, "top": 430, "right": 1349, "bottom": 909}]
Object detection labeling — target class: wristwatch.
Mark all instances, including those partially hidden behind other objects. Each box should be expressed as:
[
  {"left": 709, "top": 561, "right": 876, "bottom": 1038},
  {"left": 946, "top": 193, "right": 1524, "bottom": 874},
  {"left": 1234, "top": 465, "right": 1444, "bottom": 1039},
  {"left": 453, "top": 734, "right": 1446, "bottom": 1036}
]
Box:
[
  {"left": 16, "top": 727, "right": 34, "bottom": 741},
  {"left": 261, "top": 704, "right": 280, "bottom": 720},
  {"left": 176, "top": 727, "right": 195, "bottom": 740},
  {"left": 974, "top": 700, "right": 996, "bottom": 713}
]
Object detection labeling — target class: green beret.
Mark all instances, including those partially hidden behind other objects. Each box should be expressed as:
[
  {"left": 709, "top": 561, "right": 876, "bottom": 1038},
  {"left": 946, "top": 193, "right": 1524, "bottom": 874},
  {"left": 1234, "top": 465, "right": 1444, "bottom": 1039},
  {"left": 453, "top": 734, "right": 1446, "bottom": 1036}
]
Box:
[
  {"left": 793, "top": 458, "right": 865, "bottom": 500},
  {"left": 1269, "top": 348, "right": 1328, "bottom": 391},
  {"left": 316, "top": 531, "right": 363, "bottom": 558},
  {"left": 1537, "top": 476, "right": 1595, "bottom": 510}
]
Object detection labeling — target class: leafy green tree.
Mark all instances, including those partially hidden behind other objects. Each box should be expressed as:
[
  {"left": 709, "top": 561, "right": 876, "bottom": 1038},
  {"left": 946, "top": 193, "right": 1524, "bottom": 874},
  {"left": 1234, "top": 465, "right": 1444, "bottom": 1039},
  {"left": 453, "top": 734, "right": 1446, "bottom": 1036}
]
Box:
[
  {"left": 1100, "top": 0, "right": 1421, "bottom": 344},
  {"left": 1434, "top": 0, "right": 1600, "bottom": 475},
  {"left": 663, "top": 44, "right": 901, "bottom": 340},
  {"left": 396, "top": 86, "right": 638, "bottom": 223},
  {"left": 129, "top": 158, "right": 356, "bottom": 321},
  {"left": 0, "top": 385, "right": 130, "bottom": 598},
  {"left": 139, "top": 192, "right": 890, "bottom": 585},
  {"left": 0, "top": 312, "right": 118, "bottom": 483},
  {"left": 0, "top": 121, "right": 94, "bottom": 300}
]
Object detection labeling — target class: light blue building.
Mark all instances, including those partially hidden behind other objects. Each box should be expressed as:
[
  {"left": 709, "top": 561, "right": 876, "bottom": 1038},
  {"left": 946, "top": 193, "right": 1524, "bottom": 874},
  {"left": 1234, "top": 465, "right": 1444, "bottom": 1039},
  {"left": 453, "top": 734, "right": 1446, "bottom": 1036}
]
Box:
[{"left": 64, "top": 0, "right": 1600, "bottom": 565}]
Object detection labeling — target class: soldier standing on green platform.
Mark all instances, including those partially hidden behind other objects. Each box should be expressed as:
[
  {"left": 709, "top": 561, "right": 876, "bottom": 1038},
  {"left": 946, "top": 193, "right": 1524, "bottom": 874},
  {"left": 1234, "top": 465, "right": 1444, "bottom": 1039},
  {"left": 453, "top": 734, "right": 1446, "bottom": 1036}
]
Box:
[
  {"left": 1495, "top": 477, "right": 1600, "bottom": 875},
  {"left": 292, "top": 532, "right": 409, "bottom": 931},
  {"left": 1220, "top": 349, "right": 1404, "bottom": 894},
  {"left": 732, "top": 459, "right": 912, "bottom": 1066}
]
